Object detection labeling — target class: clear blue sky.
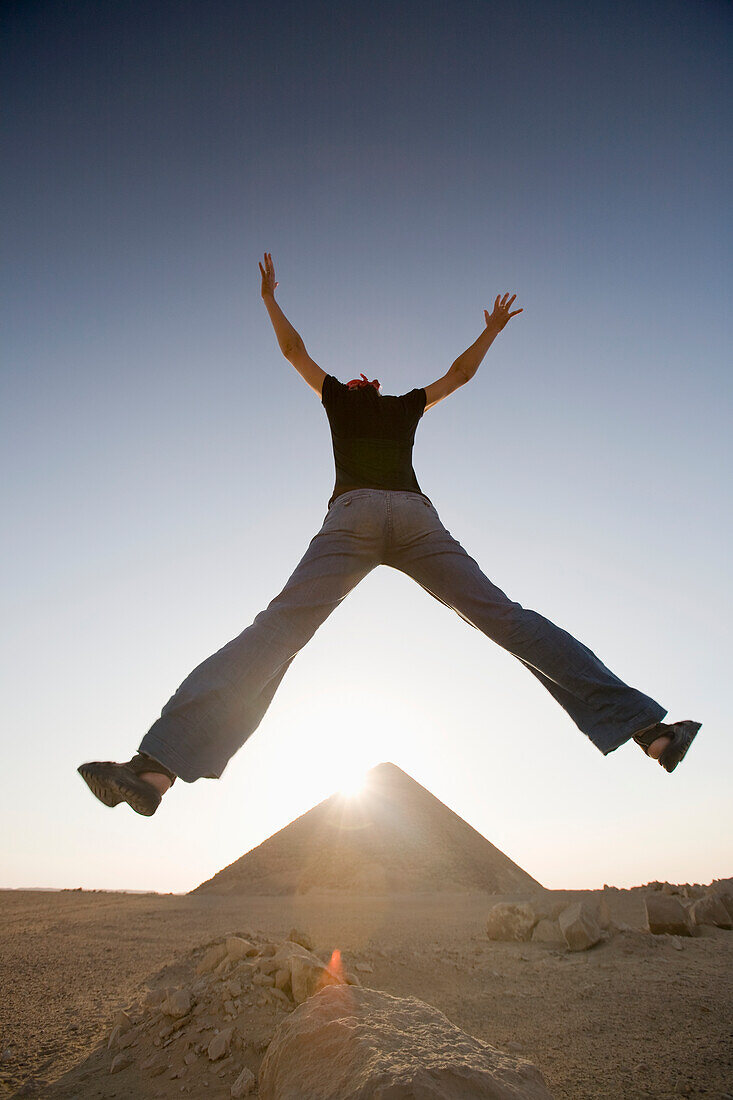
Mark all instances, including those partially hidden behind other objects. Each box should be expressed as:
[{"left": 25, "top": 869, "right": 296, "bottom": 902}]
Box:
[{"left": 2, "top": 0, "right": 731, "bottom": 893}]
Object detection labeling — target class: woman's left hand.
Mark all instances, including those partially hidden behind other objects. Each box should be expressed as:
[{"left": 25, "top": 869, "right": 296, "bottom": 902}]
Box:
[{"left": 259, "top": 252, "right": 279, "bottom": 299}]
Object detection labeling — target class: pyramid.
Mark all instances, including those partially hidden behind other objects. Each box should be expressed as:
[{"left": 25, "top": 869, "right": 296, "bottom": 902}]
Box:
[{"left": 191, "top": 762, "right": 539, "bottom": 895}]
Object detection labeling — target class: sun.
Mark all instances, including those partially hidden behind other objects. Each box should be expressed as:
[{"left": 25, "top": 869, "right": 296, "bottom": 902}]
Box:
[{"left": 337, "top": 765, "right": 369, "bottom": 799}]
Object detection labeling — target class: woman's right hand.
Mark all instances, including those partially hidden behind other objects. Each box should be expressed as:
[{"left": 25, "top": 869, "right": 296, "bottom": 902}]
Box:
[
  {"left": 259, "top": 252, "right": 279, "bottom": 298},
  {"left": 484, "top": 293, "right": 523, "bottom": 332}
]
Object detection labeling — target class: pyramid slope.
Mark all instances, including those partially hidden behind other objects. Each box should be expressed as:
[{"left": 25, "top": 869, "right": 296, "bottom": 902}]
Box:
[{"left": 191, "top": 763, "right": 539, "bottom": 896}]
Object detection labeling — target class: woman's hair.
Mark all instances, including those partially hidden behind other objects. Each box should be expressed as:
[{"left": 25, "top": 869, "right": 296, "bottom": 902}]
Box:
[{"left": 347, "top": 373, "right": 380, "bottom": 392}]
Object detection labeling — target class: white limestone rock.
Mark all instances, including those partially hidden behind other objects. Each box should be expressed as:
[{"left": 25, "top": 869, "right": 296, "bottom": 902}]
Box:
[
  {"left": 290, "top": 953, "right": 343, "bottom": 1005},
  {"left": 486, "top": 902, "right": 539, "bottom": 942},
  {"left": 258, "top": 984, "right": 554, "bottom": 1099},
  {"left": 690, "top": 894, "right": 733, "bottom": 930},
  {"left": 559, "top": 902, "right": 602, "bottom": 951},
  {"left": 645, "top": 894, "right": 693, "bottom": 936}
]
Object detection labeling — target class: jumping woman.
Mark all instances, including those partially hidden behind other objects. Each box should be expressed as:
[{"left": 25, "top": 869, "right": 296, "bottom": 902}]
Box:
[{"left": 78, "top": 252, "right": 701, "bottom": 816}]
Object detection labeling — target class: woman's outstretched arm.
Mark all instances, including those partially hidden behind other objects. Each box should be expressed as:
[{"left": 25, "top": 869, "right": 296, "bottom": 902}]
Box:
[
  {"left": 423, "top": 292, "right": 523, "bottom": 411},
  {"left": 259, "top": 252, "right": 325, "bottom": 396}
]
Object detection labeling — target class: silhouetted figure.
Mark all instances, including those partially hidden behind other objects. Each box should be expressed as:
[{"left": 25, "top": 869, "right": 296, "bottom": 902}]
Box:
[{"left": 79, "top": 253, "right": 701, "bottom": 815}]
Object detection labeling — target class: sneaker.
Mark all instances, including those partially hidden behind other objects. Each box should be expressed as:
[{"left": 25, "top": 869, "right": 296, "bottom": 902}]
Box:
[
  {"left": 77, "top": 759, "right": 163, "bottom": 816},
  {"left": 634, "top": 720, "right": 702, "bottom": 774}
]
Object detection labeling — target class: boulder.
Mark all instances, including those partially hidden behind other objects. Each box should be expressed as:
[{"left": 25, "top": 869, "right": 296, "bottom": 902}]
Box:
[
  {"left": 531, "top": 919, "right": 565, "bottom": 945},
  {"left": 288, "top": 928, "right": 314, "bottom": 951},
  {"left": 486, "top": 903, "right": 538, "bottom": 942},
  {"left": 258, "top": 984, "right": 553, "bottom": 1099},
  {"left": 274, "top": 968, "right": 291, "bottom": 992},
  {"left": 716, "top": 891, "right": 733, "bottom": 921},
  {"left": 227, "top": 936, "right": 256, "bottom": 961},
  {"left": 645, "top": 894, "right": 693, "bottom": 936},
  {"left": 689, "top": 894, "right": 733, "bottom": 930},
  {"left": 559, "top": 903, "right": 602, "bottom": 952},
  {"left": 196, "top": 943, "right": 229, "bottom": 975},
  {"left": 290, "top": 953, "right": 343, "bottom": 1004}
]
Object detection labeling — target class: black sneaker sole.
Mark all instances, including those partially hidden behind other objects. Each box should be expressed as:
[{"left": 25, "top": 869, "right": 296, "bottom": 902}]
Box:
[{"left": 77, "top": 762, "right": 161, "bottom": 816}]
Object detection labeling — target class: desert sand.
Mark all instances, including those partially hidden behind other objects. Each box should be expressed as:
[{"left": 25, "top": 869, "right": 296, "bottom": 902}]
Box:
[
  {"left": 4, "top": 886, "right": 733, "bottom": 1098},
  {"left": 3, "top": 765, "right": 731, "bottom": 1098}
]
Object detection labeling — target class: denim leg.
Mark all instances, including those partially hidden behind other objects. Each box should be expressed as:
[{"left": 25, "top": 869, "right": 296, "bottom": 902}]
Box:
[
  {"left": 139, "top": 494, "right": 383, "bottom": 781},
  {"left": 388, "top": 495, "right": 666, "bottom": 754}
]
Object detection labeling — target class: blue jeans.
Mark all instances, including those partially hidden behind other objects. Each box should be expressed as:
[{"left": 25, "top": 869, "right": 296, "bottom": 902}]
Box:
[{"left": 139, "top": 489, "right": 666, "bottom": 781}]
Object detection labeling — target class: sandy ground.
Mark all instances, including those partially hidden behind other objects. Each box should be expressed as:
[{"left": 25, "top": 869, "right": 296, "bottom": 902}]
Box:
[{"left": 1, "top": 887, "right": 732, "bottom": 1099}]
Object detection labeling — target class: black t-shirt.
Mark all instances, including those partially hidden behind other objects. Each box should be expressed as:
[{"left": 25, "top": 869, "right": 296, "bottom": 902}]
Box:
[{"left": 321, "top": 375, "right": 428, "bottom": 507}]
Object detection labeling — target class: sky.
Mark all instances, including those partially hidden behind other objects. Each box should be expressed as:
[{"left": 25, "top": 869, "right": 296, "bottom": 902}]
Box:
[{"left": 1, "top": 0, "right": 731, "bottom": 894}]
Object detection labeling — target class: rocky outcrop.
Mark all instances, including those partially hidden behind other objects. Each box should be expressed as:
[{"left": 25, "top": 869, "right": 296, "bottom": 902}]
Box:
[
  {"left": 689, "top": 894, "right": 733, "bottom": 930},
  {"left": 559, "top": 902, "right": 602, "bottom": 952},
  {"left": 645, "top": 894, "right": 693, "bottom": 936},
  {"left": 258, "top": 984, "right": 554, "bottom": 1099}
]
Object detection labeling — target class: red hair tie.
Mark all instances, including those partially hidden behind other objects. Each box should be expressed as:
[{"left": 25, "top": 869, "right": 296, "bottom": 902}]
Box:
[{"left": 347, "top": 373, "right": 380, "bottom": 391}]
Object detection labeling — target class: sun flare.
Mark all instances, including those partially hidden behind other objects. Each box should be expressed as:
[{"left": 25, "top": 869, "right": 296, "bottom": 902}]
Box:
[{"left": 338, "top": 766, "right": 369, "bottom": 798}]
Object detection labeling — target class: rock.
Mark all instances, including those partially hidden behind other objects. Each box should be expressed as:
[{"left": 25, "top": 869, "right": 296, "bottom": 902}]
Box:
[
  {"left": 645, "top": 894, "right": 693, "bottom": 936},
  {"left": 531, "top": 919, "right": 565, "bottom": 945},
  {"left": 231, "top": 1065, "right": 257, "bottom": 1096},
  {"left": 355, "top": 962, "right": 374, "bottom": 973},
  {"left": 208, "top": 1027, "right": 234, "bottom": 1061},
  {"left": 290, "top": 954, "right": 343, "bottom": 1005},
  {"left": 162, "top": 989, "right": 193, "bottom": 1018},
  {"left": 274, "top": 968, "right": 291, "bottom": 992},
  {"left": 597, "top": 895, "right": 612, "bottom": 930},
  {"left": 288, "top": 928, "right": 314, "bottom": 951},
  {"left": 716, "top": 891, "right": 733, "bottom": 920},
  {"left": 256, "top": 956, "right": 280, "bottom": 976},
  {"left": 197, "top": 944, "right": 229, "bottom": 975},
  {"left": 485, "top": 902, "right": 538, "bottom": 942},
  {"left": 690, "top": 894, "right": 733, "bottom": 930},
  {"left": 109, "top": 1053, "right": 131, "bottom": 1074},
  {"left": 559, "top": 903, "right": 602, "bottom": 951},
  {"left": 258, "top": 985, "right": 553, "bottom": 1099},
  {"left": 253, "top": 972, "right": 275, "bottom": 987},
  {"left": 144, "top": 989, "right": 167, "bottom": 1009},
  {"left": 227, "top": 936, "right": 256, "bottom": 961},
  {"left": 107, "top": 1025, "right": 123, "bottom": 1050},
  {"left": 112, "top": 1010, "right": 132, "bottom": 1032},
  {"left": 272, "top": 942, "right": 318, "bottom": 970},
  {"left": 670, "top": 937, "right": 684, "bottom": 951},
  {"left": 118, "top": 1025, "right": 142, "bottom": 1049}
]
